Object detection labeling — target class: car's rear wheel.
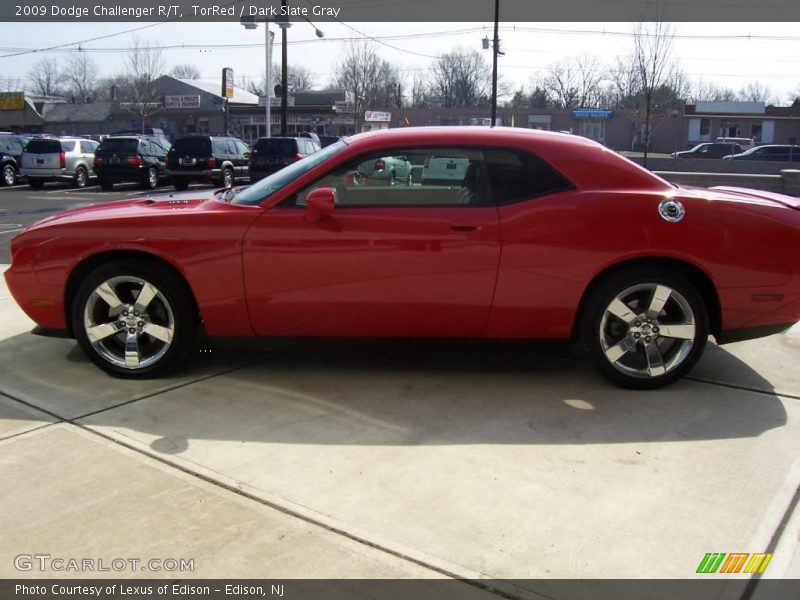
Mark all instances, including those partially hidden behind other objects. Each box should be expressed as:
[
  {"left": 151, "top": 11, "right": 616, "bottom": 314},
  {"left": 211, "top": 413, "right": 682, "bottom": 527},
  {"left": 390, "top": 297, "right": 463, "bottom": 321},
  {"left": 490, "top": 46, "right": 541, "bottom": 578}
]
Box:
[
  {"left": 28, "top": 178, "right": 44, "bottom": 189},
  {"left": 2, "top": 163, "right": 16, "bottom": 186},
  {"left": 220, "top": 167, "right": 233, "bottom": 188},
  {"left": 72, "top": 261, "right": 198, "bottom": 378},
  {"left": 142, "top": 167, "right": 159, "bottom": 189},
  {"left": 584, "top": 268, "right": 708, "bottom": 389},
  {"left": 72, "top": 167, "right": 88, "bottom": 188}
]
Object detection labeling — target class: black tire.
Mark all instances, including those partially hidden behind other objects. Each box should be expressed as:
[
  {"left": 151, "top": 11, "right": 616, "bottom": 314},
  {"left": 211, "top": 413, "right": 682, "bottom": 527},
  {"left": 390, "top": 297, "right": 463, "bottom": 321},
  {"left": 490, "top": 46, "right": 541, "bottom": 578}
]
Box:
[
  {"left": 72, "top": 260, "right": 198, "bottom": 378},
  {"left": 173, "top": 178, "right": 190, "bottom": 191},
  {"left": 219, "top": 167, "right": 233, "bottom": 188},
  {"left": 2, "top": 163, "right": 16, "bottom": 186},
  {"left": 72, "top": 167, "right": 88, "bottom": 188},
  {"left": 583, "top": 267, "right": 709, "bottom": 389},
  {"left": 142, "top": 167, "right": 159, "bottom": 189},
  {"left": 99, "top": 178, "right": 114, "bottom": 191},
  {"left": 28, "top": 178, "right": 44, "bottom": 189}
]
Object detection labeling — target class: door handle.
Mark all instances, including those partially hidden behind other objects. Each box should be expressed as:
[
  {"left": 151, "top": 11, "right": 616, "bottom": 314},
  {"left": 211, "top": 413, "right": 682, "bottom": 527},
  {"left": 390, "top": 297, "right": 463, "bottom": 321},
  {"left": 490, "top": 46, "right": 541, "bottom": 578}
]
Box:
[{"left": 451, "top": 224, "right": 478, "bottom": 232}]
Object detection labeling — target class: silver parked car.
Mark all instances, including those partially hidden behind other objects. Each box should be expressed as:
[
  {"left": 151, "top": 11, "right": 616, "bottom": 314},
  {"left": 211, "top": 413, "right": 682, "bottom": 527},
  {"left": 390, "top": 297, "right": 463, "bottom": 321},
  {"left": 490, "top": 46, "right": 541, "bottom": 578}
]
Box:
[
  {"left": 358, "top": 155, "right": 414, "bottom": 184},
  {"left": 20, "top": 137, "right": 99, "bottom": 188}
]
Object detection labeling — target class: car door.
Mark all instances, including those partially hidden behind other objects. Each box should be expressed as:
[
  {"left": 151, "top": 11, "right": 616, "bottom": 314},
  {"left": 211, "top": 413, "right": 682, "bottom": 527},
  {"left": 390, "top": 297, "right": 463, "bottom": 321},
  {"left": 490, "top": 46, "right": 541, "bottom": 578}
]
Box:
[{"left": 242, "top": 145, "right": 502, "bottom": 337}]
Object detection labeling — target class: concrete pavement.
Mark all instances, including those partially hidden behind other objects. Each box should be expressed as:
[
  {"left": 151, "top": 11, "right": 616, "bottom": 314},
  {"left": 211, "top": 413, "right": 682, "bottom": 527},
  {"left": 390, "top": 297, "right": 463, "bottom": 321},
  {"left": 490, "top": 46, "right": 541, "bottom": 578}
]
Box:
[{"left": 1, "top": 265, "right": 799, "bottom": 597}]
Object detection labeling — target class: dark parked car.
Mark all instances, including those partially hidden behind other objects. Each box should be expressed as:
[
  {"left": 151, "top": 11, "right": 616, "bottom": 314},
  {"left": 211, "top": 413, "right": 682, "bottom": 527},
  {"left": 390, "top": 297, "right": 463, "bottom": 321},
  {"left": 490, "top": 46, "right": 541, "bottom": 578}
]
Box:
[
  {"left": 319, "top": 135, "right": 342, "bottom": 148},
  {"left": 723, "top": 145, "right": 800, "bottom": 161},
  {"left": 93, "top": 135, "right": 171, "bottom": 190},
  {"left": 0, "top": 133, "right": 28, "bottom": 186},
  {"left": 166, "top": 135, "right": 251, "bottom": 190},
  {"left": 249, "top": 136, "right": 320, "bottom": 182},
  {"left": 671, "top": 142, "right": 742, "bottom": 159}
]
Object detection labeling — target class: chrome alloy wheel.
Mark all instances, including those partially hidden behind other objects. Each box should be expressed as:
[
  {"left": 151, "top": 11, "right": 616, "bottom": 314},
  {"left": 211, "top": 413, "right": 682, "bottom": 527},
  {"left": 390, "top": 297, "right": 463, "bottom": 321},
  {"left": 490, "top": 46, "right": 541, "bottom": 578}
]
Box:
[
  {"left": 3, "top": 164, "right": 15, "bottom": 186},
  {"left": 82, "top": 276, "right": 175, "bottom": 370},
  {"left": 599, "top": 283, "right": 696, "bottom": 379}
]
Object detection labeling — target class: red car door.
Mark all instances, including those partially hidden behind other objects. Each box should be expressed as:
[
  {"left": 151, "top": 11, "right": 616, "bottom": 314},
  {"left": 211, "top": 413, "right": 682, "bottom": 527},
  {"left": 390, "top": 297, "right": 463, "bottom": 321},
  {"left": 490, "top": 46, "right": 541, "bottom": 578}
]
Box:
[{"left": 242, "top": 148, "right": 502, "bottom": 337}]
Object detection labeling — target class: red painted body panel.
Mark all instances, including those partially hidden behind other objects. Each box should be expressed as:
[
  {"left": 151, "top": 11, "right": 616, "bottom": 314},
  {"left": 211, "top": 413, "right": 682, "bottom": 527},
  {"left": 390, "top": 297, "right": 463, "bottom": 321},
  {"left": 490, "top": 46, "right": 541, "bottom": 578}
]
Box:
[
  {"left": 5, "top": 127, "right": 800, "bottom": 344},
  {"left": 243, "top": 205, "right": 501, "bottom": 336}
]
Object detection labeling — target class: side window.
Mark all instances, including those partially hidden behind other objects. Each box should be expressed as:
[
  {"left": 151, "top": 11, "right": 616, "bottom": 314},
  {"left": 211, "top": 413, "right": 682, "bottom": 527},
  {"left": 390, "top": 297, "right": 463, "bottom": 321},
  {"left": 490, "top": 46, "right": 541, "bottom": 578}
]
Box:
[
  {"left": 483, "top": 149, "right": 573, "bottom": 205},
  {"left": 234, "top": 139, "right": 249, "bottom": 155},
  {"left": 80, "top": 141, "right": 93, "bottom": 153},
  {"left": 289, "top": 147, "right": 486, "bottom": 208},
  {"left": 60, "top": 141, "right": 76, "bottom": 152}
]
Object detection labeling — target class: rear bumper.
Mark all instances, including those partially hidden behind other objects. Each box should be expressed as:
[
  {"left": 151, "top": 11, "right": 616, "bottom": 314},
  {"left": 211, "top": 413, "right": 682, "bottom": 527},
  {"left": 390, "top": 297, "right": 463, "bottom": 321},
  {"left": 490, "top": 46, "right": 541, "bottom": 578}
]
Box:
[
  {"left": 94, "top": 166, "right": 147, "bottom": 182},
  {"left": 166, "top": 168, "right": 220, "bottom": 181},
  {"left": 20, "top": 168, "right": 73, "bottom": 181}
]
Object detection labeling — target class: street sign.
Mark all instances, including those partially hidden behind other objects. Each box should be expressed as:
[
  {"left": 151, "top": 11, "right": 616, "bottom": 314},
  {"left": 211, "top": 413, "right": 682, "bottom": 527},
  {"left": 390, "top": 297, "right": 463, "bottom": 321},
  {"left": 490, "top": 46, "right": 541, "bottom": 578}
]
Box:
[{"left": 222, "top": 67, "right": 234, "bottom": 99}]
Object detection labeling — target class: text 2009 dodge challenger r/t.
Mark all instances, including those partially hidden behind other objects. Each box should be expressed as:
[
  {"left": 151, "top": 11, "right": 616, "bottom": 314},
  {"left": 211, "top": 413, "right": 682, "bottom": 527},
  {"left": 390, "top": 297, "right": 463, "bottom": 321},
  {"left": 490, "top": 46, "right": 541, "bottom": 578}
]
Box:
[{"left": 5, "top": 127, "right": 800, "bottom": 388}]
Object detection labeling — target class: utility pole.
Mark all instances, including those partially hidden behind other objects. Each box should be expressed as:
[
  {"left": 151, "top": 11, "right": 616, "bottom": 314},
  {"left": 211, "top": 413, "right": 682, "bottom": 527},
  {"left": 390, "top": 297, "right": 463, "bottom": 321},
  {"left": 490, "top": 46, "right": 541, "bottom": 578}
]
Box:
[
  {"left": 490, "top": 0, "right": 499, "bottom": 126},
  {"left": 280, "top": 0, "right": 290, "bottom": 136}
]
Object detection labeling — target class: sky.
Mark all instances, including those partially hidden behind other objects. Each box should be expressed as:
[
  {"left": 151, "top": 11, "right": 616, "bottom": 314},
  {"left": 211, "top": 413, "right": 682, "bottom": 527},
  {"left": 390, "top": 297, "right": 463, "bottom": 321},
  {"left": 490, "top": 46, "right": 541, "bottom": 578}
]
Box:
[{"left": 0, "top": 21, "right": 799, "bottom": 104}]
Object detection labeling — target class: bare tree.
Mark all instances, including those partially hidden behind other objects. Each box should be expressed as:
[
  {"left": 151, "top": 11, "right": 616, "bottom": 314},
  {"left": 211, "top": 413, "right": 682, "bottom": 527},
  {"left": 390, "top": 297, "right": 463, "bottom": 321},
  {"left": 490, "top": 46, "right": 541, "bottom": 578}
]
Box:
[
  {"left": 410, "top": 71, "right": 431, "bottom": 108},
  {"left": 124, "top": 37, "right": 166, "bottom": 133},
  {"left": 604, "top": 55, "right": 641, "bottom": 109},
  {"left": 536, "top": 56, "right": 605, "bottom": 108},
  {"left": 0, "top": 76, "right": 24, "bottom": 92},
  {"left": 633, "top": 20, "right": 675, "bottom": 166},
  {"left": 170, "top": 64, "right": 201, "bottom": 80},
  {"left": 686, "top": 78, "right": 736, "bottom": 103},
  {"left": 334, "top": 39, "right": 400, "bottom": 127},
  {"left": 28, "top": 57, "right": 62, "bottom": 96},
  {"left": 738, "top": 81, "right": 777, "bottom": 105},
  {"left": 285, "top": 65, "right": 314, "bottom": 94},
  {"left": 63, "top": 52, "right": 98, "bottom": 102},
  {"left": 429, "top": 47, "right": 491, "bottom": 108}
]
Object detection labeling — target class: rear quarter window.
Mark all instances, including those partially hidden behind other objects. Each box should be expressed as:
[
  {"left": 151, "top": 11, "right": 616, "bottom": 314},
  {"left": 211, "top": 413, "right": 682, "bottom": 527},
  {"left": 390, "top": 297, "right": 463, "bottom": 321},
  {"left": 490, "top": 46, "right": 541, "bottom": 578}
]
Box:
[{"left": 484, "top": 149, "right": 573, "bottom": 204}]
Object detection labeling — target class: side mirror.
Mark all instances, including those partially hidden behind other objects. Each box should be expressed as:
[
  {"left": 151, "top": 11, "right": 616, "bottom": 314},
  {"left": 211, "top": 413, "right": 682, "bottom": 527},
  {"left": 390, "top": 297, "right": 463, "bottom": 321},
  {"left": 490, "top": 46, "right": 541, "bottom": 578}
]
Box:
[{"left": 304, "top": 187, "right": 336, "bottom": 222}]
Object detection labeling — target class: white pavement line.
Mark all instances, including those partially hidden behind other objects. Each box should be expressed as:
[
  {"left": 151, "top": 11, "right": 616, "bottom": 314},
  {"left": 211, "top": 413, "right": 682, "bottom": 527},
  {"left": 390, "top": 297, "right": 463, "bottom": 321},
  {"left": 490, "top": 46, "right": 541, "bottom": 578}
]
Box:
[{"left": 0, "top": 228, "right": 23, "bottom": 236}]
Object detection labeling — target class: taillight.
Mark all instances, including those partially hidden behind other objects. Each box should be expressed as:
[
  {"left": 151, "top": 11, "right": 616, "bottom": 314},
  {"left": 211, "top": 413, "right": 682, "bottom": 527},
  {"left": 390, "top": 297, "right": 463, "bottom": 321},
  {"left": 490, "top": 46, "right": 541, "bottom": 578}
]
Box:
[
  {"left": 208, "top": 157, "right": 217, "bottom": 169},
  {"left": 94, "top": 156, "right": 104, "bottom": 166},
  {"left": 59, "top": 151, "right": 65, "bottom": 169},
  {"left": 165, "top": 157, "right": 173, "bottom": 167},
  {"left": 125, "top": 155, "right": 143, "bottom": 166},
  {"left": 294, "top": 153, "right": 302, "bottom": 161},
  {"left": 375, "top": 159, "right": 385, "bottom": 171}
]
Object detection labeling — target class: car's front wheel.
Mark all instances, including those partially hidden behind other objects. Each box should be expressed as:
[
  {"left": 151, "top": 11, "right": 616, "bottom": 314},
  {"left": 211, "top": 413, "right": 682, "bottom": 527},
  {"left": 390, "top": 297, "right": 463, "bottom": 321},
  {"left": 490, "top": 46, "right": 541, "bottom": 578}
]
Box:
[
  {"left": 72, "top": 261, "right": 198, "bottom": 378},
  {"left": 584, "top": 268, "right": 708, "bottom": 389}
]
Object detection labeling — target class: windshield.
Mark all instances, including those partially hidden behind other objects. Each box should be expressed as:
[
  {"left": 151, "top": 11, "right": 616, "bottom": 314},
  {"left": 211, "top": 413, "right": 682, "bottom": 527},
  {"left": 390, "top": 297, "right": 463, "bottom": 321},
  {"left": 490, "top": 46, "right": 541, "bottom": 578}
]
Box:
[{"left": 232, "top": 140, "right": 347, "bottom": 205}]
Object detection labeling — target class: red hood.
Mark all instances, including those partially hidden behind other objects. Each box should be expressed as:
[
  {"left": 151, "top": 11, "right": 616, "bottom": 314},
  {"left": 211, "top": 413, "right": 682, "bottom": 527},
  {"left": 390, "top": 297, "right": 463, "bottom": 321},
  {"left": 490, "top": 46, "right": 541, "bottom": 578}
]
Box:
[{"left": 26, "top": 190, "right": 220, "bottom": 230}]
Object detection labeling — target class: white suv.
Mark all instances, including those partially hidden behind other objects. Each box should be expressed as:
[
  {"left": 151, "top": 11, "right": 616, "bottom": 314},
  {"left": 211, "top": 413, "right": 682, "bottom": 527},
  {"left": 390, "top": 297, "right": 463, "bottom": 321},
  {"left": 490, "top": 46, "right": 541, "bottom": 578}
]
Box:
[{"left": 20, "top": 137, "right": 99, "bottom": 188}]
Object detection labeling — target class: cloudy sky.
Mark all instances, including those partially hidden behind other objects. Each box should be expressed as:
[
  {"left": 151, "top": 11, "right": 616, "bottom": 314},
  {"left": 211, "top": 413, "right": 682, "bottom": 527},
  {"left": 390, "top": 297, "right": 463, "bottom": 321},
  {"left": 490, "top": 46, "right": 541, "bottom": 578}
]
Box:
[{"left": 1, "top": 21, "right": 798, "bottom": 104}]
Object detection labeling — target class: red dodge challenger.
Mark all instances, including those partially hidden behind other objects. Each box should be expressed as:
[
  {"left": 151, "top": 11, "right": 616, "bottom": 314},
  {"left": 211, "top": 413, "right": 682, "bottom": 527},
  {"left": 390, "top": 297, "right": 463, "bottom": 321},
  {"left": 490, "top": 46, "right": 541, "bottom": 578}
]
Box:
[{"left": 5, "top": 127, "right": 800, "bottom": 388}]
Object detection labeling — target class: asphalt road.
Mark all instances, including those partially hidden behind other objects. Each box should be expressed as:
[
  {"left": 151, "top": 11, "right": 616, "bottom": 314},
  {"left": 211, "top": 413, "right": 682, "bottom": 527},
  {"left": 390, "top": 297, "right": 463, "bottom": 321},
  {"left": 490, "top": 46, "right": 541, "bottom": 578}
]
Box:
[{"left": 0, "top": 179, "right": 217, "bottom": 264}]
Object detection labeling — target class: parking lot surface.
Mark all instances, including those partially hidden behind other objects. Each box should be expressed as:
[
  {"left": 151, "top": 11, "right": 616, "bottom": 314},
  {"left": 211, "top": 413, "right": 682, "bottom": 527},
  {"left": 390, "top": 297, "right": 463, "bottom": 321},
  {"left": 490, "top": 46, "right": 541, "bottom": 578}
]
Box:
[{"left": 1, "top": 182, "right": 799, "bottom": 597}]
